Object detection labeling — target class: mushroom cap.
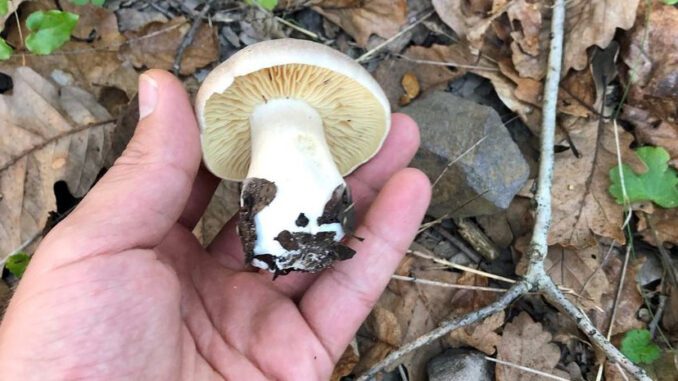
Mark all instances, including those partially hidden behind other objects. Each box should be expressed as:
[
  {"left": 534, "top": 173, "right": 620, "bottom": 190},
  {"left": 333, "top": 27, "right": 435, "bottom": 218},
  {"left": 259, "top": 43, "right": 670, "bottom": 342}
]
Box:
[{"left": 195, "top": 38, "right": 391, "bottom": 181}]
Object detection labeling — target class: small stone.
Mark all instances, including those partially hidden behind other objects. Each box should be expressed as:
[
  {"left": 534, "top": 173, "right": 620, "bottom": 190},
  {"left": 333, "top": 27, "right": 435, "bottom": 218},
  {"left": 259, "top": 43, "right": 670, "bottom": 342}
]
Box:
[
  {"left": 402, "top": 91, "right": 530, "bottom": 218},
  {"left": 433, "top": 240, "right": 457, "bottom": 259},
  {"left": 427, "top": 349, "right": 493, "bottom": 381}
]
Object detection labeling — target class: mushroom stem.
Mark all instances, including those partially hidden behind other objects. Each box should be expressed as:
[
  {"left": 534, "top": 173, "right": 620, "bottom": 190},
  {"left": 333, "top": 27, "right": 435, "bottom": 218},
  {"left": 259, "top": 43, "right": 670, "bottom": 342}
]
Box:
[{"left": 242, "top": 98, "right": 350, "bottom": 272}]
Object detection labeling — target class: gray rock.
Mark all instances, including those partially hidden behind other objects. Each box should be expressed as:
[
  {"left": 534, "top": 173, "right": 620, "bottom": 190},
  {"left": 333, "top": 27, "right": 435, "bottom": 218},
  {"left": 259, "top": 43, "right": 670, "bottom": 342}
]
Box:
[
  {"left": 402, "top": 91, "right": 530, "bottom": 218},
  {"left": 427, "top": 349, "right": 493, "bottom": 381}
]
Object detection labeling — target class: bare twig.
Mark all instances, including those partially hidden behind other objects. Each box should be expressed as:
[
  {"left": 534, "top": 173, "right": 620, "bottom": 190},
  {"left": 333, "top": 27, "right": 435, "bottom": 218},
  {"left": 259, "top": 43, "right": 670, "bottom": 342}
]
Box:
[
  {"left": 358, "top": 1, "right": 651, "bottom": 379},
  {"left": 408, "top": 250, "right": 517, "bottom": 285},
  {"left": 172, "top": 0, "right": 214, "bottom": 75},
  {"left": 649, "top": 294, "right": 667, "bottom": 337},
  {"left": 433, "top": 226, "right": 482, "bottom": 263},
  {"left": 394, "top": 54, "right": 499, "bottom": 71},
  {"left": 391, "top": 275, "right": 507, "bottom": 293}
]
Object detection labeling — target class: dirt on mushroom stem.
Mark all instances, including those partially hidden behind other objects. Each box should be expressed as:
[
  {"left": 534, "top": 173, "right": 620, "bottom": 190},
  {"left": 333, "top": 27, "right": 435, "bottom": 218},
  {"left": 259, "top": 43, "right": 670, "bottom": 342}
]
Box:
[{"left": 237, "top": 98, "right": 356, "bottom": 276}]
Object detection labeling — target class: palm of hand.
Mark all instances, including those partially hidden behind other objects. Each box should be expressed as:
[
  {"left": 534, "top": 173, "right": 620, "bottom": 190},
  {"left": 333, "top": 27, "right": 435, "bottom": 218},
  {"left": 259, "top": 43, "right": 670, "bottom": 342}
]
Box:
[{"left": 0, "top": 71, "right": 429, "bottom": 381}]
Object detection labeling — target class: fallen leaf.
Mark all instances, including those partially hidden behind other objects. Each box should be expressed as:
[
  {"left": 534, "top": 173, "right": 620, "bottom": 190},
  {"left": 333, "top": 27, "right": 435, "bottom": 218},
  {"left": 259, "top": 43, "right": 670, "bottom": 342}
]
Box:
[
  {"left": 0, "top": 67, "right": 119, "bottom": 261},
  {"left": 195, "top": 181, "right": 240, "bottom": 245},
  {"left": 399, "top": 71, "right": 420, "bottom": 106},
  {"left": 120, "top": 17, "right": 218, "bottom": 75},
  {"left": 355, "top": 253, "right": 461, "bottom": 380},
  {"left": 563, "top": 0, "right": 640, "bottom": 73},
  {"left": 623, "top": 2, "right": 678, "bottom": 123},
  {"left": 637, "top": 207, "right": 678, "bottom": 246},
  {"left": 507, "top": 0, "right": 547, "bottom": 80},
  {"left": 445, "top": 272, "right": 503, "bottom": 354},
  {"left": 432, "top": 0, "right": 496, "bottom": 54},
  {"left": 587, "top": 254, "right": 645, "bottom": 335},
  {"left": 544, "top": 245, "right": 611, "bottom": 310},
  {"left": 622, "top": 106, "right": 678, "bottom": 168},
  {"left": 661, "top": 285, "right": 678, "bottom": 338},
  {"left": 548, "top": 119, "right": 640, "bottom": 248},
  {"left": 313, "top": 0, "right": 407, "bottom": 47},
  {"left": 331, "top": 339, "right": 360, "bottom": 381},
  {"left": 496, "top": 312, "right": 570, "bottom": 381}
]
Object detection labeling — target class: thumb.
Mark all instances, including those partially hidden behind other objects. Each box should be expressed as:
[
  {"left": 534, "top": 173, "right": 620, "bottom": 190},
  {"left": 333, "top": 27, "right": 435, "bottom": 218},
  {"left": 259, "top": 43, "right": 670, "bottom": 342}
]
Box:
[{"left": 40, "top": 70, "right": 202, "bottom": 265}]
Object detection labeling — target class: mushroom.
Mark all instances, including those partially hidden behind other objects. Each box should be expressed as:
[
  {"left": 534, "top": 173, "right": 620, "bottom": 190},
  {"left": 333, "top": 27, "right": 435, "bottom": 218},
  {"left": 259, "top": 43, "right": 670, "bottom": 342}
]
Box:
[{"left": 195, "top": 38, "right": 390, "bottom": 276}]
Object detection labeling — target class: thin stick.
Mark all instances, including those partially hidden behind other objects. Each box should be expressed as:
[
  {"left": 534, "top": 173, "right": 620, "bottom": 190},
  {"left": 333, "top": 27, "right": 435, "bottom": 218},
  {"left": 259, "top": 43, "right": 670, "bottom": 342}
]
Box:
[
  {"left": 606, "top": 244, "right": 632, "bottom": 340},
  {"left": 433, "top": 226, "right": 482, "bottom": 263},
  {"left": 173, "top": 0, "right": 214, "bottom": 75},
  {"left": 391, "top": 275, "right": 507, "bottom": 293},
  {"left": 432, "top": 135, "right": 489, "bottom": 188},
  {"left": 355, "top": 10, "right": 434, "bottom": 63},
  {"left": 408, "top": 250, "right": 517, "bottom": 285},
  {"left": 274, "top": 16, "right": 323, "bottom": 40},
  {"left": 485, "top": 356, "right": 570, "bottom": 381},
  {"left": 649, "top": 294, "right": 667, "bottom": 337},
  {"left": 395, "top": 54, "right": 499, "bottom": 71}
]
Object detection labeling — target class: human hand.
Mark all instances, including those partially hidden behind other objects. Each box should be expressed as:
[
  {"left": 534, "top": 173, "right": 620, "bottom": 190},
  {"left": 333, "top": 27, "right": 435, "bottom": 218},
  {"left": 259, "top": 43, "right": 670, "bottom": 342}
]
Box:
[{"left": 0, "top": 70, "right": 430, "bottom": 380}]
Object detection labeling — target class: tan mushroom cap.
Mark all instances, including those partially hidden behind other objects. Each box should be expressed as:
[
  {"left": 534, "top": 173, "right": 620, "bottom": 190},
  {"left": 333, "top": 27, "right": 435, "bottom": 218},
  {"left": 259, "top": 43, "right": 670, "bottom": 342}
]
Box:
[{"left": 195, "top": 38, "right": 391, "bottom": 181}]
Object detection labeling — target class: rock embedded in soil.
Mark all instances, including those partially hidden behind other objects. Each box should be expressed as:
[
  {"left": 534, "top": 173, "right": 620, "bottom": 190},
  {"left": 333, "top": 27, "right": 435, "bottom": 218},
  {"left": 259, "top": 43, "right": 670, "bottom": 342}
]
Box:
[
  {"left": 427, "top": 349, "right": 493, "bottom": 381},
  {"left": 402, "top": 91, "right": 530, "bottom": 218}
]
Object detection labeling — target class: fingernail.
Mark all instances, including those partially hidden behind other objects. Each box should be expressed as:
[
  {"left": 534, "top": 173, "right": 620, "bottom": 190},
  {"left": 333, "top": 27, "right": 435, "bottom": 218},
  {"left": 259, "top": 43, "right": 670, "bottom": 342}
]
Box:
[{"left": 138, "top": 74, "right": 158, "bottom": 120}]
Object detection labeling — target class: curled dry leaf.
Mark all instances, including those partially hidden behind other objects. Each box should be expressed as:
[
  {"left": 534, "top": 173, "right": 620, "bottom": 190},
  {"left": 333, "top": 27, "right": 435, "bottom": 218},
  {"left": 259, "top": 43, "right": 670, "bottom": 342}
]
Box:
[
  {"left": 496, "top": 312, "right": 569, "bottom": 381},
  {"left": 637, "top": 208, "right": 678, "bottom": 246},
  {"left": 0, "top": 68, "right": 118, "bottom": 261},
  {"left": 432, "top": 0, "right": 496, "bottom": 54},
  {"left": 623, "top": 2, "right": 678, "bottom": 130},
  {"left": 622, "top": 106, "right": 678, "bottom": 169},
  {"left": 398, "top": 71, "right": 420, "bottom": 106},
  {"left": 313, "top": 0, "right": 407, "bottom": 47},
  {"left": 563, "top": 0, "right": 639, "bottom": 73},
  {"left": 120, "top": 17, "right": 218, "bottom": 76},
  {"left": 331, "top": 339, "right": 360, "bottom": 381},
  {"left": 548, "top": 118, "right": 640, "bottom": 248},
  {"left": 507, "top": 0, "right": 547, "bottom": 80}
]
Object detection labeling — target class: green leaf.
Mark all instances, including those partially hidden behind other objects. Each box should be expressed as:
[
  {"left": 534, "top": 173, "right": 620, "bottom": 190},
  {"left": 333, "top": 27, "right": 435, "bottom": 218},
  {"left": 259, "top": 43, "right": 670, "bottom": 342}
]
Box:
[
  {"left": 621, "top": 329, "right": 662, "bottom": 364},
  {"left": 0, "top": 38, "right": 12, "bottom": 60},
  {"left": 245, "top": 0, "right": 278, "bottom": 11},
  {"left": 663, "top": 0, "right": 678, "bottom": 4},
  {"left": 5, "top": 253, "right": 30, "bottom": 278},
  {"left": 25, "top": 10, "right": 79, "bottom": 55},
  {"left": 69, "top": 0, "right": 106, "bottom": 5},
  {"left": 609, "top": 146, "right": 678, "bottom": 208},
  {"left": 0, "top": 0, "right": 8, "bottom": 16}
]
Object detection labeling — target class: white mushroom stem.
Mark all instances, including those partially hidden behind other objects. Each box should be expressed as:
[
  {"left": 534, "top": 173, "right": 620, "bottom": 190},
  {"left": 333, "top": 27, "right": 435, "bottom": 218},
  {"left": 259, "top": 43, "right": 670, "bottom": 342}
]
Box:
[{"left": 246, "top": 98, "right": 346, "bottom": 270}]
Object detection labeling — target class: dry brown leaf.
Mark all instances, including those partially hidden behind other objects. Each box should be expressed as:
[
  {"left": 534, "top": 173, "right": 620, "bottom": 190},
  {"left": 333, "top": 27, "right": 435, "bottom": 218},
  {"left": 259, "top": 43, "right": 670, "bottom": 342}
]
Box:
[
  {"left": 623, "top": 2, "right": 678, "bottom": 123},
  {"left": 331, "top": 339, "right": 360, "bottom": 381},
  {"left": 0, "top": 68, "right": 119, "bottom": 261},
  {"left": 496, "top": 312, "right": 569, "bottom": 381},
  {"left": 543, "top": 245, "right": 611, "bottom": 311},
  {"left": 61, "top": 1, "right": 123, "bottom": 43},
  {"left": 548, "top": 119, "right": 640, "bottom": 248},
  {"left": 194, "top": 181, "right": 240, "bottom": 245},
  {"left": 637, "top": 208, "right": 678, "bottom": 246},
  {"left": 120, "top": 17, "right": 218, "bottom": 75},
  {"left": 563, "top": 0, "right": 639, "bottom": 72},
  {"left": 313, "top": 0, "right": 407, "bottom": 47},
  {"left": 623, "top": 106, "right": 678, "bottom": 169},
  {"left": 432, "top": 0, "right": 496, "bottom": 54},
  {"left": 507, "top": 0, "right": 547, "bottom": 80},
  {"left": 589, "top": 255, "right": 644, "bottom": 335},
  {"left": 399, "top": 72, "right": 420, "bottom": 106},
  {"left": 662, "top": 285, "right": 678, "bottom": 338}
]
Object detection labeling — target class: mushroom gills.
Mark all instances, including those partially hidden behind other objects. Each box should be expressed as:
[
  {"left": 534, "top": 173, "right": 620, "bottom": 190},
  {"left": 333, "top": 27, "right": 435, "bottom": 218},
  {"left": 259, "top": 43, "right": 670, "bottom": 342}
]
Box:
[{"left": 238, "top": 98, "right": 356, "bottom": 275}]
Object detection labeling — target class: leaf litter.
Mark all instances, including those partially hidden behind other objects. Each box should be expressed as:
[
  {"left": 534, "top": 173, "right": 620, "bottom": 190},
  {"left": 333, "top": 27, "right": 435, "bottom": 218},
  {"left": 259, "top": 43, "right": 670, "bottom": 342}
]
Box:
[{"left": 1, "top": 0, "right": 677, "bottom": 379}]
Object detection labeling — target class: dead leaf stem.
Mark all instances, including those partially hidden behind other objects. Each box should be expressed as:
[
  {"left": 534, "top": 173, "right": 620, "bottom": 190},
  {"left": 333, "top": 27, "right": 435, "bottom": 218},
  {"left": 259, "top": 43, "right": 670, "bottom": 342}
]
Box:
[{"left": 358, "top": 1, "right": 651, "bottom": 380}]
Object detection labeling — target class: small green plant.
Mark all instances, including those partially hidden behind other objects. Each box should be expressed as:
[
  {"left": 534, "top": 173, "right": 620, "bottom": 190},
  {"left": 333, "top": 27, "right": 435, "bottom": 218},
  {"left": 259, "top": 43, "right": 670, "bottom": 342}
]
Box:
[
  {"left": 25, "top": 10, "right": 79, "bottom": 55},
  {"left": 0, "top": 0, "right": 8, "bottom": 15},
  {"left": 620, "top": 329, "right": 662, "bottom": 364},
  {"left": 245, "top": 0, "right": 279, "bottom": 11},
  {"left": 663, "top": 0, "right": 678, "bottom": 5},
  {"left": 5, "top": 252, "right": 30, "bottom": 278},
  {"left": 609, "top": 146, "right": 678, "bottom": 208},
  {"left": 0, "top": 38, "right": 11, "bottom": 60}
]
